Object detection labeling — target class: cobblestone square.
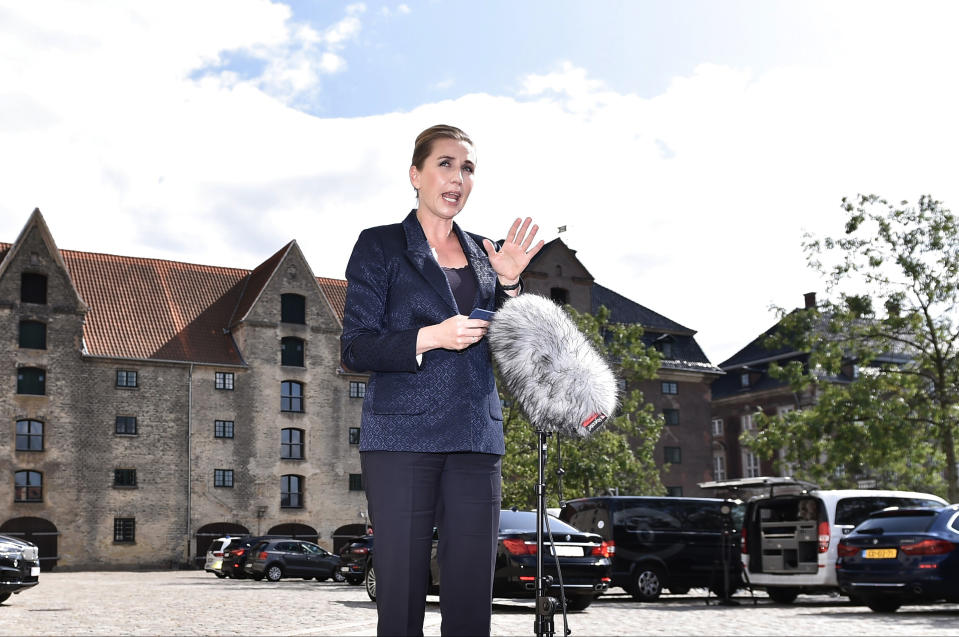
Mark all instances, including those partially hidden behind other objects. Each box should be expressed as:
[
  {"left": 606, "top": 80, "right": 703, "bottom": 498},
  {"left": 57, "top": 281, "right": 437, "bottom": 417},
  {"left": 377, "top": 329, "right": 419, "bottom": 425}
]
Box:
[{"left": 1, "top": 571, "right": 957, "bottom": 636}]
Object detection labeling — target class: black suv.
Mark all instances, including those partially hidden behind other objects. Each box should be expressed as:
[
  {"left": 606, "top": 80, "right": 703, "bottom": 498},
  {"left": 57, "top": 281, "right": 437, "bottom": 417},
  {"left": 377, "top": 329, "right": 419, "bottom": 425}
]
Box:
[
  {"left": 0, "top": 534, "right": 40, "bottom": 604},
  {"left": 338, "top": 535, "right": 373, "bottom": 586},
  {"left": 560, "top": 496, "right": 743, "bottom": 601}
]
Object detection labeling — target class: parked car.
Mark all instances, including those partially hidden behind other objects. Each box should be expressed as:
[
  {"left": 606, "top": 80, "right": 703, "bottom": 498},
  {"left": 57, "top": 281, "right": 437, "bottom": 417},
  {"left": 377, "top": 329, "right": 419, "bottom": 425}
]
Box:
[
  {"left": 836, "top": 504, "right": 959, "bottom": 612},
  {"left": 221, "top": 535, "right": 283, "bottom": 579},
  {"left": 0, "top": 533, "right": 40, "bottom": 604},
  {"left": 338, "top": 535, "right": 373, "bottom": 585},
  {"left": 560, "top": 495, "right": 743, "bottom": 602},
  {"left": 725, "top": 477, "right": 947, "bottom": 603},
  {"left": 204, "top": 536, "right": 248, "bottom": 578},
  {"left": 364, "top": 510, "right": 611, "bottom": 611},
  {"left": 244, "top": 539, "right": 341, "bottom": 582}
]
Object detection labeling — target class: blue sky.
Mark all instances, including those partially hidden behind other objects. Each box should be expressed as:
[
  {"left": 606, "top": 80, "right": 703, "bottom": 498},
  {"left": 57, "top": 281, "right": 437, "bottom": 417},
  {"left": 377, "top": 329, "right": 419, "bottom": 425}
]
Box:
[{"left": 2, "top": 1, "right": 958, "bottom": 363}]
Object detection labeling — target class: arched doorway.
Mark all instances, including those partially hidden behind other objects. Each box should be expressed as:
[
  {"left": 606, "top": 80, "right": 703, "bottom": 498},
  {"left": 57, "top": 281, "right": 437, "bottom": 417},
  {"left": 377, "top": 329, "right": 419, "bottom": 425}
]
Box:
[
  {"left": 0, "top": 517, "right": 59, "bottom": 571},
  {"left": 332, "top": 523, "right": 369, "bottom": 554},
  {"left": 194, "top": 522, "right": 249, "bottom": 568},
  {"left": 267, "top": 523, "right": 318, "bottom": 544}
]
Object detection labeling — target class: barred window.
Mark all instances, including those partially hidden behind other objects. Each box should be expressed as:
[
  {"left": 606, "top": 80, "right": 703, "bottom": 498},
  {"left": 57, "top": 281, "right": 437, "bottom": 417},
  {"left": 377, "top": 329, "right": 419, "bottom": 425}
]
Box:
[
  {"left": 114, "top": 469, "right": 137, "bottom": 487},
  {"left": 113, "top": 518, "right": 135, "bottom": 543}
]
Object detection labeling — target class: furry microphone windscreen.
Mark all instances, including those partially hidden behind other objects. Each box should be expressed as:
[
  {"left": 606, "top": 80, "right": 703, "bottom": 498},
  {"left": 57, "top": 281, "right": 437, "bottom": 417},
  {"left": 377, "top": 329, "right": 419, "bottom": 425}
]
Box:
[{"left": 487, "top": 294, "right": 618, "bottom": 437}]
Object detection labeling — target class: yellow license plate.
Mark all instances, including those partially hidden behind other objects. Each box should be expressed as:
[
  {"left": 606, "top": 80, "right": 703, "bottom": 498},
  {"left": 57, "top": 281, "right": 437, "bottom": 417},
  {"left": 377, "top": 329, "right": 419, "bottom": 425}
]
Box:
[{"left": 863, "top": 548, "right": 897, "bottom": 559}]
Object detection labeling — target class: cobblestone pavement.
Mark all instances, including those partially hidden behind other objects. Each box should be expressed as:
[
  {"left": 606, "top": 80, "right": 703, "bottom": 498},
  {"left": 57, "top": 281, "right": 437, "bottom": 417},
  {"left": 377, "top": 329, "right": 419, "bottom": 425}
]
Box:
[{"left": 2, "top": 571, "right": 957, "bottom": 636}]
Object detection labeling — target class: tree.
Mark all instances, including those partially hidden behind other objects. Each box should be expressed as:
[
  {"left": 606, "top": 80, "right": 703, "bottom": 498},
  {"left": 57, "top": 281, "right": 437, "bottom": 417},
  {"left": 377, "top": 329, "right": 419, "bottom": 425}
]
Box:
[
  {"left": 500, "top": 304, "right": 665, "bottom": 509},
  {"left": 746, "top": 194, "right": 959, "bottom": 501}
]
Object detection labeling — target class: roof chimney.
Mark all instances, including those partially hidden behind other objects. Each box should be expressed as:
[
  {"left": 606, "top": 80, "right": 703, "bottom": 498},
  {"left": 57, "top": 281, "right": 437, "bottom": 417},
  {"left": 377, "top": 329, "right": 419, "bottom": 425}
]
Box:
[{"left": 804, "top": 292, "right": 817, "bottom": 309}]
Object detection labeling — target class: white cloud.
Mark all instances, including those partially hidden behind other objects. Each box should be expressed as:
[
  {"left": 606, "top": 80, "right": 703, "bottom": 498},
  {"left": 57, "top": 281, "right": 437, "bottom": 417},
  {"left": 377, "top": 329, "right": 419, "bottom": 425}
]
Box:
[{"left": 1, "top": 1, "right": 958, "bottom": 364}]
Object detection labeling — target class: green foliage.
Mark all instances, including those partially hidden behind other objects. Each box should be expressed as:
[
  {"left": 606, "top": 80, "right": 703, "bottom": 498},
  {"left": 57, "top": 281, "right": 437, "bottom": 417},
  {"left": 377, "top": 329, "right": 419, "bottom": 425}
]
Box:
[
  {"left": 500, "top": 305, "right": 666, "bottom": 509},
  {"left": 747, "top": 195, "right": 959, "bottom": 500}
]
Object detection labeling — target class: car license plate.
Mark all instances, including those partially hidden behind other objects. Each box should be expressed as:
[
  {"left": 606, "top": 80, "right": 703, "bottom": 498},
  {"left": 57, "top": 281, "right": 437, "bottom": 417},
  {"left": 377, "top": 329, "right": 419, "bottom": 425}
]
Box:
[
  {"left": 31, "top": 566, "right": 40, "bottom": 576},
  {"left": 550, "top": 546, "right": 582, "bottom": 557},
  {"left": 864, "top": 548, "right": 897, "bottom": 559}
]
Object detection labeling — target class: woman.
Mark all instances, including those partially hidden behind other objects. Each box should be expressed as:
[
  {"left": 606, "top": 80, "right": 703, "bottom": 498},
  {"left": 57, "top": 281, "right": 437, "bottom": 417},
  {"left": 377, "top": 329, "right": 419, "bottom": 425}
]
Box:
[{"left": 341, "top": 124, "right": 543, "bottom": 636}]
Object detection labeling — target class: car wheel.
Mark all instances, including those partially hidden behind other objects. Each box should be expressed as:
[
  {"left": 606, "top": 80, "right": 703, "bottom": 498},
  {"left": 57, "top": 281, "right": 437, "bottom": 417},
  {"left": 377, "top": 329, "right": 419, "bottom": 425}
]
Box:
[
  {"left": 365, "top": 561, "right": 377, "bottom": 602},
  {"left": 630, "top": 564, "right": 664, "bottom": 602},
  {"left": 865, "top": 597, "right": 901, "bottom": 613},
  {"left": 0, "top": 592, "right": 10, "bottom": 604},
  {"left": 333, "top": 571, "right": 346, "bottom": 583},
  {"left": 564, "top": 596, "right": 593, "bottom": 611},
  {"left": 766, "top": 587, "right": 799, "bottom": 604},
  {"left": 252, "top": 574, "right": 264, "bottom": 581},
  {"left": 266, "top": 565, "right": 284, "bottom": 582}
]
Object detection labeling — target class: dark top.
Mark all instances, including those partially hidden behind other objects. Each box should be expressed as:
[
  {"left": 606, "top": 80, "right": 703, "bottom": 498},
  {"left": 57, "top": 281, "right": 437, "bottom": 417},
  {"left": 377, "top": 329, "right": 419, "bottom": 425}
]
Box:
[{"left": 442, "top": 265, "right": 476, "bottom": 314}]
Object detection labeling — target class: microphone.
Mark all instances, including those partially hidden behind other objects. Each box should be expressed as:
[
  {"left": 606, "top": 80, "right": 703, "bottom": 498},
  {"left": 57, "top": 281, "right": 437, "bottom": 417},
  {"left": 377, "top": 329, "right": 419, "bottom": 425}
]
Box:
[{"left": 487, "top": 294, "right": 618, "bottom": 437}]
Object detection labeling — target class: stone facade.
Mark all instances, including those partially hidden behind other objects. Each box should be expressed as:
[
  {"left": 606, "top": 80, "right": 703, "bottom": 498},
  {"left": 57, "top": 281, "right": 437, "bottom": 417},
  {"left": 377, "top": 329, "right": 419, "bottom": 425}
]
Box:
[{"left": 1, "top": 211, "right": 366, "bottom": 569}]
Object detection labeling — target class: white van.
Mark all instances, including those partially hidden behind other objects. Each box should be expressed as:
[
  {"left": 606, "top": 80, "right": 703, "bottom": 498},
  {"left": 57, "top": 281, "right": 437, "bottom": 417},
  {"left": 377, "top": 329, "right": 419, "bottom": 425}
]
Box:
[{"left": 700, "top": 477, "right": 947, "bottom": 603}]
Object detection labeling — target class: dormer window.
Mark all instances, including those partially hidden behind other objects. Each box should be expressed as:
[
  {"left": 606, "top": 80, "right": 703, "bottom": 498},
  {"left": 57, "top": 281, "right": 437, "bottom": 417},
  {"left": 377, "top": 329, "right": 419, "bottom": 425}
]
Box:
[
  {"left": 21, "top": 273, "right": 47, "bottom": 304},
  {"left": 740, "top": 373, "right": 750, "bottom": 388}
]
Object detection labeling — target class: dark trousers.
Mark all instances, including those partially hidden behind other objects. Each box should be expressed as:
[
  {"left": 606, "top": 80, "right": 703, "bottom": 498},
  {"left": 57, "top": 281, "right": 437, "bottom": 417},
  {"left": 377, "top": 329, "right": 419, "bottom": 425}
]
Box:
[{"left": 361, "top": 451, "right": 502, "bottom": 637}]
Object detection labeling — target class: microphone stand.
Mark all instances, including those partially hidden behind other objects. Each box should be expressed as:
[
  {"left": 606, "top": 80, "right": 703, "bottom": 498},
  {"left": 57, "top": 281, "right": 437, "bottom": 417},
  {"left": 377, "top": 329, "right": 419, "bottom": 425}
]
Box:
[{"left": 535, "top": 428, "right": 560, "bottom": 637}]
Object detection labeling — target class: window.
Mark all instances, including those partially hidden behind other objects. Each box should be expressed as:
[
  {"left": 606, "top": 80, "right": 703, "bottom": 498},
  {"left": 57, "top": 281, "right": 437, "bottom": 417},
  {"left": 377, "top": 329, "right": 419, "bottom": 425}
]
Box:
[
  {"left": 660, "top": 341, "right": 673, "bottom": 358},
  {"left": 14, "top": 470, "right": 42, "bottom": 502},
  {"left": 214, "top": 420, "right": 234, "bottom": 439},
  {"left": 740, "top": 373, "right": 750, "bottom": 388},
  {"left": 661, "top": 381, "right": 678, "bottom": 395},
  {"left": 711, "top": 418, "right": 724, "bottom": 437},
  {"left": 549, "top": 287, "right": 568, "bottom": 305},
  {"left": 16, "top": 367, "right": 45, "bottom": 395},
  {"left": 113, "top": 518, "right": 135, "bottom": 543},
  {"left": 116, "top": 369, "right": 138, "bottom": 388},
  {"left": 21, "top": 273, "right": 47, "bottom": 304},
  {"left": 349, "top": 381, "right": 366, "bottom": 398},
  {"left": 215, "top": 372, "right": 234, "bottom": 390},
  {"left": 114, "top": 469, "right": 137, "bottom": 487},
  {"left": 663, "top": 409, "right": 679, "bottom": 426},
  {"left": 741, "top": 413, "right": 755, "bottom": 432},
  {"left": 18, "top": 321, "right": 46, "bottom": 349},
  {"left": 16, "top": 420, "right": 44, "bottom": 451},
  {"left": 115, "top": 416, "right": 137, "bottom": 435},
  {"left": 281, "top": 337, "right": 305, "bottom": 367},
  {"left": 281, "top": 381, "right": 303, "bottom": 412},
  {"left": 348, "top": 427, "right": 361, "bottom": 445},
  {"left": 281, "top": 474, "right": 303, "bottom": 508},
  {"left": 349, "top": 473, "right": 363, "bottom": 491},
  {"left": 214, "top": 469, "right": 234, "bottom": 488},
  {"left": 666, "top": 486, "right": 683, "bottom": 497},
  {"left": 713, "top": 452, "right": 727, "bottom": 481},
  {"left": 664, "top": 446, "right": 682, "bottom": 464},
  {"left": 743, "top": 450, "right": 761, "bottom": 478},
  {"left": 281, "top": 294, "right": 306, "bottom": 324},
  {"left": 281, "top": 428, "right": 304, "bottom": 459}
]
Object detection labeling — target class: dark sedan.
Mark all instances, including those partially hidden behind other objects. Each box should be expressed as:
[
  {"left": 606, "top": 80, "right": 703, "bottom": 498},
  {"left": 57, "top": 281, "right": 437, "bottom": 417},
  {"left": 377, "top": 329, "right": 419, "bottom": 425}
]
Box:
[
  {"left": 836, "top": 504, "right": 959, "bottom": 612},
  {"left": 0, "top": 534, "right": 40, "bottom": 604},
  {"left": 364, "top": 510, "right": 611, "bottom": 611},
  {"left": 244, "top": 539, "right": 342, "bottom": 582}
]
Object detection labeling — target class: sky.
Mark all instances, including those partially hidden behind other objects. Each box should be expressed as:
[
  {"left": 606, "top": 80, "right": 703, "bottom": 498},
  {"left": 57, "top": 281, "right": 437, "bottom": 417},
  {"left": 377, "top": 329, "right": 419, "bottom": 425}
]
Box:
[{"left": 2, "top": 0, "right": 959, "bottom": 364}]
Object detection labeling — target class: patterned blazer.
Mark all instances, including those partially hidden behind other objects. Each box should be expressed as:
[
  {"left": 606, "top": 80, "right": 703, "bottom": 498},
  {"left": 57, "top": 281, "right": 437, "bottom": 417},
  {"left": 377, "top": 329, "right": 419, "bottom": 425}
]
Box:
[{"left": 340, "top": 210, "right": 510, "bottom": 454}]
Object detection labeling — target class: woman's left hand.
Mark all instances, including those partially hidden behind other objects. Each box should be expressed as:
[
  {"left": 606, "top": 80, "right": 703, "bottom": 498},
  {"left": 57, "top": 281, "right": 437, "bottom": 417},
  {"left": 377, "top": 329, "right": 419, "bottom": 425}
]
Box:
[{"left": 482, "top": 217, "right": 545, "bottom": 284}]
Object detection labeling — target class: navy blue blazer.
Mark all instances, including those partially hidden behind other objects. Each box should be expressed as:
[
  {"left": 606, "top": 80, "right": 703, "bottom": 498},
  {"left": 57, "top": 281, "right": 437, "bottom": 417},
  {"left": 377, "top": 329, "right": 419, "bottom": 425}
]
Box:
[{"left": 341, "top": 211, "right": 510, "bottom": 454}]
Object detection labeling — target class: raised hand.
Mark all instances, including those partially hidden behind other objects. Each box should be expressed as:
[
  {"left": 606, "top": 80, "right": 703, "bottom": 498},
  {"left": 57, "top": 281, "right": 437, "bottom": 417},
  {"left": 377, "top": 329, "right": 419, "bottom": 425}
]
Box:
[{"left": 482, "top": 217, "right": 545, "bottom": 283}]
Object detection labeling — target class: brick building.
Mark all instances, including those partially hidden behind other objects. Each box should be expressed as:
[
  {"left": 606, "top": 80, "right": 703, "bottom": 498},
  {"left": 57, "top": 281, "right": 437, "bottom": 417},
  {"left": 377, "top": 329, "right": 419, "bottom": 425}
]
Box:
[
  {"left": 523, "top": 239, "right": 724, "bottom": 496},
  {"left": 2, "top": 210, "right": 368, "bottom": 569}
]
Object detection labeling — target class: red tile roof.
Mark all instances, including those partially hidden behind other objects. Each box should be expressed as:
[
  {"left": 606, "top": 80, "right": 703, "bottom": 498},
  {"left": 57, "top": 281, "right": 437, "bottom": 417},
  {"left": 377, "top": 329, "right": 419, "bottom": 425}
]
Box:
[{"left": 1, "top": 241, "right": 349, "bottom": 365}]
